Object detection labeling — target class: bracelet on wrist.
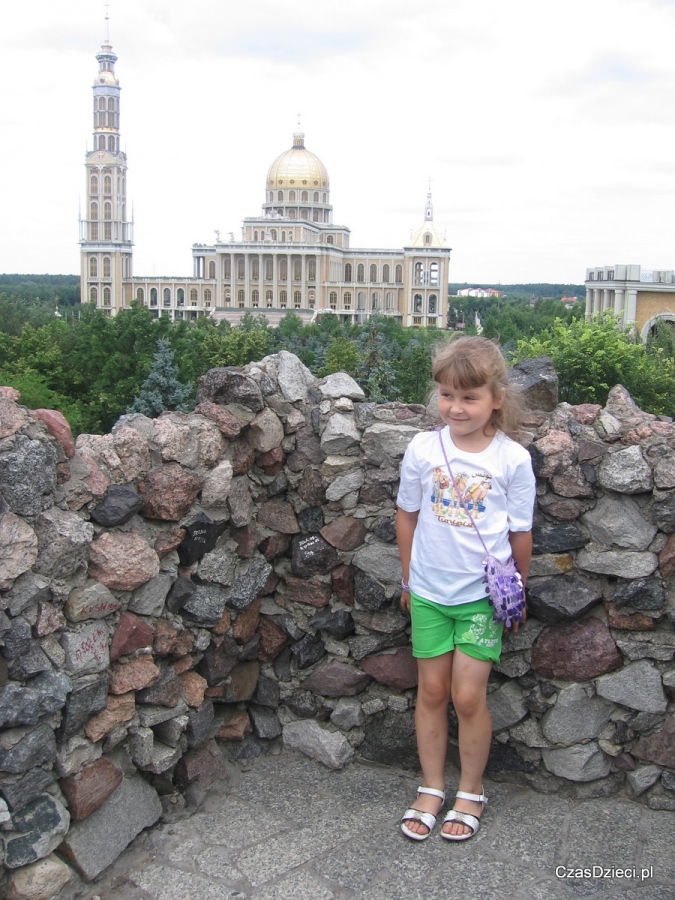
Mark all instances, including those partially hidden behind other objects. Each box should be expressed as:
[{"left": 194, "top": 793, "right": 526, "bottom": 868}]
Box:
[{"left": 401, "top": 579, "right": 410, "bottom": 593}]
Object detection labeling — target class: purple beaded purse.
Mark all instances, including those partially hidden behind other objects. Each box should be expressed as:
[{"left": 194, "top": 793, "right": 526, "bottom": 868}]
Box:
[{"left": 437, "top": 428, "right": 525, "bottom": 628}]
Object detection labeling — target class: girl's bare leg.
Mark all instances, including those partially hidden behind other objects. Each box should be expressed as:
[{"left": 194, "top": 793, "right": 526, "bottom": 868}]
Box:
[{"left": 404, "top": 652, "right": 453, "bottom": 836}]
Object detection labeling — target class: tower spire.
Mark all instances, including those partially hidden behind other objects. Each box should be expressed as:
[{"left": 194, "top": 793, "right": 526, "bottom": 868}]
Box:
[
  {"left": 104, "top": 0, "right": 110, "bottom": 44},
  {"left": 425, "top": 180, "right": 433, "bottom": 222}
]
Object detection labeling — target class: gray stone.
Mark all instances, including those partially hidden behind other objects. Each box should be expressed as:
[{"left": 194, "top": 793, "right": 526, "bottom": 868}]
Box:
[
  {"left": 319, "top": 372, "right": 365, "bottom": 400},
  {"left": 291, "top": 534, "right": 339, "bottom": 577},
  {"left": 353, "top": 571, "right": 388, "bottom": 611},
  {"left": 0, "top": 766, "right": 56, "bottom": 812},
  {"left": 64, "top": 581, "right": 120, "bottom": 623},
  {"left": 349, "top": 632, "right": 408, "bottom": 660},
  {"left": 325, "top": 470, "right": 365, "bottom": 501},
  {"left": 128, "top": 573, "right": 173, "bottom": 616},
  {"left": 627, "top": 765, "right": 662, "bottom": 796},
  {"left": 195, "top": 367, "right": 263, "bottom": 411},
  {"left": 614, "top": 632, "right": 675, "bottom": 661},
  {"left": 598, "top": 446, "right": 653, "bottom": 494},
  {"left": 576, "top": 545, "right": 658, "bottom": 579},
  {"left": 60, "top": 775, "right": 162, "bottom": 881},
  {"left": 201, "top": 459, "right": 234, "bottom": 509},
  {"left": 3, "top": 794, "right": 70, "bottom": 869},
  {"left": 32, "top": 507, "right": 94, "bottom": 581},
  {"left": 320, "top": 413, "right": 361, "bottom": 454},
  {"left": 532, "top": 522, "right": 588, "bottom": 554},
  {"left": 0, "top": 671, "right": 71, "bottom": 729},
  {"left": 275, "top": 351, "right": 316, "bottom": 402},
  {"left": 166, "top": 575, "right": 196, "bottom": 614},
  {"left": 361, "top": 423, "right": 419, "bottom": 466},
  {"left": 309, "top": 609, "right": 355, "bottom": 640},
  {"left": 613, "top": 577, "right": 665, "bottom": 611},
  {"left": 541, "top": 742, "right": 611, "bottom": 782},
  {"left": 330, "top": 697, "right": 365, "bottom": 730},
  {"left": 541, "top": 684, "right": 614, "bottom": 746},
  {"left": 282, "top": 720, "right": 354, "bottom": 769},
  {"left": 0, "top": 725, "right": 57, "bottom": 774},
  {"left": 290, "top": 633, "right": 326, "bottom": 669},
  {"left": 182, "top": 583, "right": 227, "bottom": 626},
  {"left": 153, "top": 714, "right": 189, "bottom": 748},
  {"left": 55, "top": 735, "right": 103, "bottom": 778},
  {"left": 360, "top": 709, "right": 418, "bottom": 769},
  {"left": 0, "top": 434, "right": 57, "bottom": 516},
  {"left": 91, "top": 484, "right": 143, "bottom": 527},
  {"left": 486, "top": 681, "right": 528, "bottom": 733},
  {"left": 509, "top": 717, "right": 550, "bottom": 748},
  {"left": 138, "top": 700, "right": 188, "bottom": 728},
  {"left": 60, "top": 622, "right": 110, "bottom": 676},
  {"left": 285, "top": 690, "right": 319, "bottom": 718},
  {"left": 1, "top": 615, "right": 31, "bottom": 659},
  {"left": 352, "top": 543, "right": 402, "bottom": 585},
  {"left": 9, "top": 643, "right": 52, "bottom": 680},
  {"left": 526, "top": 574, "right": 603, "bottom": 623},
  {"left": 651, "top": 492, "right": 675, "bottom": 533},
  {"left": 595, "top": 659, "right": 667, "bottom": 713},
  {"left": 129, "top": 726, "right": 154, "bottom": 769},
  {"left": 249, "top": 705, "right": 281, "bottom": 740},
  {"left": 509, "top": 356, "right": 558, "bottom": 411},
  {"left": 186, "top": 700, "right": 214, "bottom": 748},
  {"left": 5, "top": 573, "right": 51, "bottom": 617},
  {"left": 59, "top": 672, "right": 110, "bottom": 740},
  {"left": 228, "top": 557, "right": 273, "bottom": 610},
  {"left": 253, "top": 674, "right": 280, "bottom": 709},
  {"left": 582, "top": 494, "right": 657, "bottom": 550}
]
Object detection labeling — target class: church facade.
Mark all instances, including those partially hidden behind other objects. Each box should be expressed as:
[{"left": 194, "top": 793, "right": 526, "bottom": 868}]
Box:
[{"left": 80, "top": 34, "right": 451, "bottom": 329}]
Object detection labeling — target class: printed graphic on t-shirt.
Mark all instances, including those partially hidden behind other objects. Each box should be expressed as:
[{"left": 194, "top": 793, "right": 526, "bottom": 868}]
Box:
[{"left": 431, "top": 468, "right": 492, "bottom": 527}]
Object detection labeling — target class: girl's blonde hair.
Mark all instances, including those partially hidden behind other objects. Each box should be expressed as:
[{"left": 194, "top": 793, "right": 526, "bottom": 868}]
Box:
[{"left": 432, "top": 336, "right": 524, "bottom": 439}]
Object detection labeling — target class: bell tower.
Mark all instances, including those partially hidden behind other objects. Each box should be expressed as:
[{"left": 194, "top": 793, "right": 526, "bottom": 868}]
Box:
[{"left": 79, "top": 9, "right": 133, "bottom": 313}]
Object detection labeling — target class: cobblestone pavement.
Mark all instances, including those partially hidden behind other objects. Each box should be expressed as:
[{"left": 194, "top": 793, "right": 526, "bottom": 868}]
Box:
[{"left": 68, "top": 750, "right": 675, "bottom": 900}]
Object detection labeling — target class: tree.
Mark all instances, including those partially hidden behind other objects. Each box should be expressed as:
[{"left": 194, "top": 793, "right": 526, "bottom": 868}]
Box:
[
  {"left": 394, "top": 339, "right": 433, "bottom": 404},
  {"left": 322, "top": 336, "right": 359, "bottom": 377},
  {"left": 127, "top": 338, "right": 193, "bottom": 417},
  {"left": 355, "top": 321, "right": 400, "bottom": 403}
]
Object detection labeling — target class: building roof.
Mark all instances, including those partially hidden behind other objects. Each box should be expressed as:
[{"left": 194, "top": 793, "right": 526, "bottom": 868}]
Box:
[{"left": 266, "top": 133, "right": 329, "bottom": 190}]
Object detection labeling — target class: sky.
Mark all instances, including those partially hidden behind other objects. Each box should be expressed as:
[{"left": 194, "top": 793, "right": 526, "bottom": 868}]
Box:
[{"left": 2, "top": 0, "right": 675, "bottom": 285}]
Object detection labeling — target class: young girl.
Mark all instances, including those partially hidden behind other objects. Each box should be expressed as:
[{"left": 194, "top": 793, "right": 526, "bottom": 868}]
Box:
[{"left": 396, "top": 336, "right": 535, "bottom": 842}]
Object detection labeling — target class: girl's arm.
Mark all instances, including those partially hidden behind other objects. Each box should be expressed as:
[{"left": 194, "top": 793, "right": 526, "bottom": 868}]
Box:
[
  {"left": 509, "top": 529, "right": 533, "bottom": 630},
  {"left": 396, "top": 507, "right": 419, "bottom": 613}
]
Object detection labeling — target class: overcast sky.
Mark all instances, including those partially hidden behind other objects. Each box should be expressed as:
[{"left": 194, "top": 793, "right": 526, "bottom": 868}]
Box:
[{"left": 2, "top": 0, "right": 675, "bottom": 285}]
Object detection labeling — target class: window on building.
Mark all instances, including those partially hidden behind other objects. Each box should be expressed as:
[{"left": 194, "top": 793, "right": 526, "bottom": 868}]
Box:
[
  {"left": 357, "top": 291, "right": 366, "bottom": 310},
  {"left": 294, "top": 291, "right": 301, "bottom": 308},
  {"left": 588, "top": 272, "right": 594, "bottom": 281},
  {"left": 90, "top": 222, "right": 98, "bottom": 240},
  {"left": 89, "top": 257, "right": 98, "bottom": 277},
  {"left": 271, "top": 229, "right": 277, "bottom": 241},
  {"left": 260, "top": 230, "right": 265, "bottom": 241},
  {"left": 413, "top": 316, "right": 422, "bottom": 327},
  {"left": 607, "top": 269, "right": 615, "bottom": 280},
  {"left": 190, "top": 288, "right": 198, "bottom": 304},
  {"left": 266, "top": 290, "right": 273, "bottom": 307},
  {"left": 98, "top": 96, "right": 106, "bottom": 110},
  {"left": 428, "top": 294, "right": 437, "bottom": 315},
  {"left": 136, "top": 288, "right": 144, "bottom": 303},
  {"left": 223, "top": 257, "right": 231, "bottom": 278},
  {"left": 279, "top": 259, "right": 287, "bottom": 281},
  {"left": 301, "top": 209, "right": 308, "bottom": 220},
  {"left": 108, "top": 136, "right": 116, "bottom": 152},
  {"left": 330, "top": 291, "right": 337, "bottom": 310},
  {"left": 104, "top": 223, "right": 111, "bottom": 240},
  {"left": 103, "top": 257, "right": 110, "bottom": 278},
  {"left": 238, "top": 290, "right": 245, "bottom": 308},
  {"left": 251, "top": 258, "right": 259, "bottom": 280},
  {"left": 265, "top": 258, "right": 273, "bottom": 280},
  {"left": 208, "top": 261, "right": 215, "bottom": 279},
  {"left": 313, "top": 191, "right": 319, "bottom": 202},
  {"left": 327, "top": 235, "right": 334, "bottom": 244},
  {"left": 357, "top": 264, "right": 365, "bottom": 283},
  {"left": 90, "top": 174, "right": 99, "bottom": 195},
  {"left": 430, "top": 262, "right": 439, "bottom": 286},
  {"left": 424, "top": 234, "right": 431, "bottom": 246},
  {"left": 175, "top": 310, "right": 183, "bottom": 319},
  {"left": 177, "top": 288, "right": 184, "bottom": 306},
  {"left": 289, "top": 190, "right": 296, "bottom": 202},
  {"left": 386, "top": 292, "right": 395, "bottom": 310},
  {"left": 309, "top": 294, "right": 315, "bottom": 309},
  {"left": 162, "top": 288, "right": 171, "bottom": 307},
  {"left": 382, "top": 264, "right": 390, "bottom": 283},
  {"left": 237, "top": 258, "right": 245, "bottom": 279},
  {"left": 252, "top": 290, "right": 259, "bottom": 307},
  {"left": 90, "top": 286, "right": 98, "bottom": 304},
  {"left": 344, "top": 292, "right": 352, "bottom": 309},
  {"left": 395, "top": 264, "right": 403, "bottom": 283},
  {"left": 344, "top": 263, "right": 352, "bottom": 282},
  {"left": 90, "top": 201, "right": 98, "bottom": 220},
  {"left": 98, "top": 135, "right": 106, "bottom": 150},
  {"left": 224, "top": 290, "right": 231, "bottom": 305},
  {"left": 323, "top": 193, "right": 327, "bottom": 202},
  {"left": 150, "top": 288, "right": 158, "bottom": 307},
  {"left": 103, "top": 286, "right": 111, "bottom": 305},
  {"left": 370, "top": 264, "right": 377, "bottom": 282},
  {"left": 278, "top": 191, "right": 283, "bottom": 201},
  {"left": 104, "top": 175, "right": 112, "bottom": 195},
  {"left": 289, "top": 209, "right": 296, "bottom": 218},
  {"left": 301, "top": 191, "right": 308, "bottom": 202},
  {"left": 293, "top": 259, "right": 301, "bottom": 281},
  {"left": 414, "top": 294, "right": 423, "bottom": 312},
  {"left": 204, "top": 289, "right": 212, "bottom": 307},
  {"left": 280, "top": 290, "right": 287, "bottom": 308},
  {"left": 253, "top": 231, "right": 259, "bottom": 241},
  {"left": 371, "top": 292, "right": 380, "bottom": 310},
  {"left": 312, "top": 210, "right": 319, "bottom": 222},
  {"left": 414, "top": 262, "right": 423, "bottom": 285},
  {"left": 308, "top": 259, "right": 316, "bottom": 281},
  {"left": 104, "top": 202, "right": 112, "bottom": 220}
]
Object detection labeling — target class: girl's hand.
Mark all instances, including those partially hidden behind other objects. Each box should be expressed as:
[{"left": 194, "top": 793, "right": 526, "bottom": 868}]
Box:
[
  {"left": 400, "top": 589, "right": 411, "bottom": 613},
  {"left": 506, "top": 607, "right": 527, "bottom": 633}
]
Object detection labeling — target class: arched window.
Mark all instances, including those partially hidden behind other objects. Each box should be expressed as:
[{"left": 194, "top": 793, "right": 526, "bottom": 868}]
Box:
[
  {"left": 98, "top": 135, "right": 106, "bottom": 150},
  {"left": 265, "top": 258, "right": 273, "bottom": 280},
  {"left": 103, "top": 286, "right": 111, "bottom": 305},
  {"left": 308, "top": 260, "right": 316, "bottom": 281},
  {"left": 280, "top": 290, "right": 287, "bottom": 308},
  {"left": 327, "top": 235, "right": 334, "bottom": 244},
  {"left": 208, "top": 261, "right": 215, "bottom": 279},
  {"left": 108, "top": 136, "right": 115, "bottom": 152},
  {"left": 278, "top": 191, "right": 283, "bottom": 201},
  {"left": 90, "top": 174, "right": 98, "bottom": 194},
  {"left": 90, "top": 286, "right": 97, "bottom": 304},
  {"left": 370, "top": 264, "right": 377, "bottom": 282},
  {"left": 289, "top": 190, "right": 296, "bottom": 202},
  {"left": 224, "top": 290, "right": 231, "bottom": 305},
  {"left": 177, "top": 289, "right": 184, "bottom": 306},
  {"left": 330, "top": 291, "right": 337, "bottom": 310},
  {"left": 323, "top": 193, "right": 327, "bottom": 202},
  {"left": 90, "top": 201, "right": 98, "bottom": 220},
  {"left": 223, "top": 257, "right": 231, "bottom": 279},
  {"left": 266, "top": 290, "right": 273, "bottom": 308},
  {"left": 386, "top": 292, "right": 395, "bottom": 310},
  {"left": 424, "top": 234, "right": 431, "bottom": 246},
  {"left": 204, "top": 289, "right": 212, "bottom": 307},
  {"left": 414, "top": 262, "right": 424, "bottom": 285},
  {"left": 98, "top": 97, "right": 106, "bottom": 110},
  {"left": 357, "top": 264, "right": 365, "bottom": 283},
  {"left": 237, "top": 258, "right": 245, "bottom": 279},
  {"left": 414, "top": 294, "right": 423, "bottom": 313},
  {"left": 301, "top": 209, "right": 308, "bottom": 220},
  {"left": 104, "top": 175, "right": 112, "bottom": 195},
  {"left": 371, "top": 292, "right": 380, "bottom": 310},
  {"left": 108, "top": 97, "right": 115, "bottom": 111},
  {"left": 190, "top": 289, "right": 198, "bottom": 304},
  {"left": 104, "top": 222, "right": 111, "bottom": 240},
  {"left": 430, "top": 262, "right": 439, "bottom": 286},
  {"left": 357, "top": 291, "right": 366, "bottom": 310},
  {"left": 89, "top": 257, "right": 98, "bottom": 277},
  {"left": 313, "top": 191, "right": 319, "bottom": 202},
  {"left": 253, "top": 231, "right": 259, "bottom": 241},
  {"left": 289, "top": 209, "right": 296, "bottom": 218},
  {"left": 136, "top": 288, "right": 144, "bottom": 304},
  {"left": 344, "top": 292, "right": 352, "bottom": 310},
  {"left": 251, "top": 259, "right": 259, "bottom": 280},
  {"left": 294, "top": 291, "right": 301, "bottom": 308},
  {"left": 344, "top": 263, "right": 352, "bottom": 283},
  {"left": 90, "top": 222, "right": 98, "bottom": 240},
  {"left": 383, "top": 264, "right": 390, "bottom": 284},
  {"left": 301, "top": 191, "right": 308, "bottom": 202},
  {"left": 428, "top": 294, "right": 437, "bottom": 314},
  {"left": 163, "top": 288, "right": 171, "bottom": 307},
  {"left": 313, "top": 210, "right": 319, "bottom": 222},
  {"left": 238, "top": 290, "right": 245, "bottom": 307},
  {"left": 395, "top": 264, "right": 403, "bottom": 284},
  {"left": 103, "top": 257, "right": 111, "bottom": 278},
  {"left": 279, "top": 259, "right": 287, "bottom": 281},
  {"left": 252, "top": 290, "right": 259, "bottom": 307},
  {"left": 150, "top": 288, "right": 158, "bottom": 307},
  {"left": 104, "top": 202, "right": 112, "bottom": 220},
  {"left": 293, "top": 259, "right": 301, "bottom": 281},
  {"left": 271, "top": 229, "right": 277, "bottom": 241}
]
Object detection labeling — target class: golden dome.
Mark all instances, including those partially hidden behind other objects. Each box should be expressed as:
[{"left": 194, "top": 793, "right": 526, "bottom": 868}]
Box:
[{"left": 266, "top": 133, "right": 329, "bottom": 190}]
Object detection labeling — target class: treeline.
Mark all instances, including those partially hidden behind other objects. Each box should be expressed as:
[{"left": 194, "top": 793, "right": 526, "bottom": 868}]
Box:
[{"left": 0, "top": 274, "right": 80, "bottom": 309}]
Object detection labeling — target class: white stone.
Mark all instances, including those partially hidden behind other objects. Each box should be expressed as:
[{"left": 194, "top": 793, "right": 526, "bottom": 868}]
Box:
[
  {"left": 55, "top": 735, "right": 103, "bottom": 777},
  {"left": 352, "top": 543, "right": 402, "bottom": 585},
  {"left": 325, "top": 469, "right": 365, "bottom": 501},
  {"left": 627, "top": 765, "right": 662, "bottom": 796},
  {"left": 330, "top": 697, "right": 365, "bottom": 730},
  {"left": 597, "top": 445, "right": 653, "bottom": 494},
  {"left": 64, "top": 581, "right": 121, "bottom": 622},
  {"left": 282, "top": 720, "right": 354, "bottom": 769},
  {"left": 319, "top": 373, "right": 365, "bottom": 401},
  {"left": 321, "top": 413, "right": 360, "bottom": 454},
  {"left": 129, "top": 726, "right": 155, "bottom": 769},
  {"left": 276, "top": 351, "right": 316, "bottom": 402},
  {"left": 7, "top": 853, "right": 74, "bottom": 900},
  {"left": 0, "top": 797, "right": 10, "bottom": 824},
  {"left": 201, "top": 460, "right": 234, "bottom": 509},
  {"left": 576, "top": 545, "right": 658, "bottom": 579},
  {"left": 595, "top": 659, "right": 667, "bottom": 713},
  {"left": 60, "top": 622, "right": 110, "bottom": 676},
  {"left": 334, "top": 397, "right": 354, "bottom": 412},
  {"left": 247, "top": 407, "right": 284, "bottom": 453}
]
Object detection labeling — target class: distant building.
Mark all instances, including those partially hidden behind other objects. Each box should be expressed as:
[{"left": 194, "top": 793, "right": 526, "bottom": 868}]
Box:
[
  {"left": 456, "top": 288, "right": 500, "bottom": 298},
  {"left": 585, "top": 265, "right": 675, "bottom": 340},
  {"left": 79, "top": 29, "right": 451, "bottom": 329}
]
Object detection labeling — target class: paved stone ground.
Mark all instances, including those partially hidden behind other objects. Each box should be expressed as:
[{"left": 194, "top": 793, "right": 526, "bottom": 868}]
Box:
[{"left": 61, "top": 750, "right": 674, "bottom": 900}]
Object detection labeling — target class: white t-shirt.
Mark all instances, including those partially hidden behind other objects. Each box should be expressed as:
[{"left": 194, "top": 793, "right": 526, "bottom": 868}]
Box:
[{"left": 397, "top": 426, "right": 536, "bottom": 607}]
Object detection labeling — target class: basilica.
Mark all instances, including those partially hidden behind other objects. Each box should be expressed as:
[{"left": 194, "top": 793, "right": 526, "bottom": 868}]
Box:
[{"left": 79, "top": 31, "right": 451, "bottom": 329}]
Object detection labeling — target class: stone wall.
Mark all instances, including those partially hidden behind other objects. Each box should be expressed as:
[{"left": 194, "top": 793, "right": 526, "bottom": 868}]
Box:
[{"left": 1, "top": 351, "right": 674, "bottom": 896}]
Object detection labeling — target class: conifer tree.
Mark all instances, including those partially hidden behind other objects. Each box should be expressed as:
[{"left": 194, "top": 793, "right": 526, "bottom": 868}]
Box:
[{"left": 127, "top": 338, "right": 192, "bottom": 417}]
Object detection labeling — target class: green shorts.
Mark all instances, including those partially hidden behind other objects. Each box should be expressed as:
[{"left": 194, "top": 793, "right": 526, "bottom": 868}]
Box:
[{"left": 410, "top": 592, "right": 503, "bottom": 664}]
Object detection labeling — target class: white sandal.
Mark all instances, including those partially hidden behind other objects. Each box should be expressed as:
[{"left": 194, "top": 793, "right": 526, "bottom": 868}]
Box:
[
  {"left": 441, "top": 788, "right": 487, "bottom": 841},
  {"left": 400, "top": 786, "right": 445, "bottom": 841}
]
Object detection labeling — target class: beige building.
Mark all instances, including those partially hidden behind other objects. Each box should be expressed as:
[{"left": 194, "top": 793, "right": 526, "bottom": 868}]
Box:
[
  {"left": 80, "top": 34, "right": 451, "bottom": 329},
  {"left": 585, "top": 265, "right": 675, "bottom": 341}
]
